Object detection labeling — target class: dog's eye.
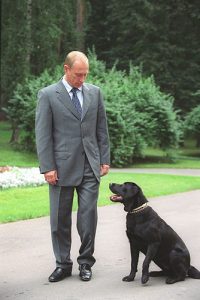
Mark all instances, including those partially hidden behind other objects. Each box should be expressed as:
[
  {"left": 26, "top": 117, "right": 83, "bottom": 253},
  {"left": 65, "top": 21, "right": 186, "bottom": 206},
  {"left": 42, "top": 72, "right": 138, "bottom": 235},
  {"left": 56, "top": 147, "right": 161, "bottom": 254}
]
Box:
[{"left": 123, "top": 188, "right": 127, "bottom": 192}]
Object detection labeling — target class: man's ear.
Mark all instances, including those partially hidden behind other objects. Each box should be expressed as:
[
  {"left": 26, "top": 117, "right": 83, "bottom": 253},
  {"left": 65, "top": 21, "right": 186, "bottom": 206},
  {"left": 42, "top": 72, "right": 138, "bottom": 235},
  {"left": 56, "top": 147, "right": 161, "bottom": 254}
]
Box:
[{"left": 64, "top": 64, "right": 70, "bottom": 73}]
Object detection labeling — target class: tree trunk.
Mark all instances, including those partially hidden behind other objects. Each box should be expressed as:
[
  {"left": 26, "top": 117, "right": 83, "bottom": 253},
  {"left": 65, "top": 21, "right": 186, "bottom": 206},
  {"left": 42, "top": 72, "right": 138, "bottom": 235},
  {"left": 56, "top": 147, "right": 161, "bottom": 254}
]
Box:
[
  {"left": 25, "top": 0, "right": 32, "bottom": 73},
  {"left": 9, "top": 125, "right": 20, "bottom": 144},
  {"left": 76, "top": 0, "right": 86, "bottom": 51}
]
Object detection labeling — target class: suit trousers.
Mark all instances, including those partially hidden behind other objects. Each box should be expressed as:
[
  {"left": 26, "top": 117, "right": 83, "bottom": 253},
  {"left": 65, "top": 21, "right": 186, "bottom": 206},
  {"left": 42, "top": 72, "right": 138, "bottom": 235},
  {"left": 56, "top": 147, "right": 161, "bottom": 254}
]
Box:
[{"left": 49, "top": 157, "right": 99, "bottom": 270}]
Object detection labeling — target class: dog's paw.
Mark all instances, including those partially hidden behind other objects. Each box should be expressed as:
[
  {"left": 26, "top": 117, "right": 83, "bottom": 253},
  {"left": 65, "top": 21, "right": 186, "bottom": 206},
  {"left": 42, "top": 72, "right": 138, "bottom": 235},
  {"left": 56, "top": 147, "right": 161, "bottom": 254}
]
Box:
[
  {"left": 141, "top": 274, "right": 149, "bottom": 284},
  {"left": 122, "top": 275, "right": 135, "bottom": 282},
  {"left": 166, "top": 276, "right": 184, "bottom": 284}
]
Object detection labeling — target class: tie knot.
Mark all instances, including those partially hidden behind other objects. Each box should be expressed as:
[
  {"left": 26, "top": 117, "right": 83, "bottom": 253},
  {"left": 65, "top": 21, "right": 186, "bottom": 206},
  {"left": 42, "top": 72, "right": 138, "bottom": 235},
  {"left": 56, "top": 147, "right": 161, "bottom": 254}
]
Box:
[{"left": 71, "top": 87, "right": 78, "bottom": 94}]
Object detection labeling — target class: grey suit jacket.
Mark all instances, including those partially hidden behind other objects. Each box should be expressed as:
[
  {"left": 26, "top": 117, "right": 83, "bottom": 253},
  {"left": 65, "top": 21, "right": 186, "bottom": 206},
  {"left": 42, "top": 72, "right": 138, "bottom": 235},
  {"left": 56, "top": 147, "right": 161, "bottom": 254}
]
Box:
[{"left": 35, "top": 80, "right": 110, "bottom": 186}]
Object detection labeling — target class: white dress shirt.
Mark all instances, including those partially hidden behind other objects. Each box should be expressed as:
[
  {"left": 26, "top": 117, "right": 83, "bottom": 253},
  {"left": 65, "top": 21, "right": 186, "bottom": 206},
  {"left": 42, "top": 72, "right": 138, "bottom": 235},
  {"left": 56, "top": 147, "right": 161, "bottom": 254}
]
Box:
[{"left": 62, "top": 77, "right": 83, "bottom": 108}]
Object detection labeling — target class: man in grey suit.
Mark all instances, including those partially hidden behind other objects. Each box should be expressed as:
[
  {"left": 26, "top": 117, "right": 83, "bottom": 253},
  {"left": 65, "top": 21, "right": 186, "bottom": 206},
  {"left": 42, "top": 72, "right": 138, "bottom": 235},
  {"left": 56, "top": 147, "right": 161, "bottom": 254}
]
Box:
[{"left": 35, "top": 51, "right": 110, "bottom": 282}]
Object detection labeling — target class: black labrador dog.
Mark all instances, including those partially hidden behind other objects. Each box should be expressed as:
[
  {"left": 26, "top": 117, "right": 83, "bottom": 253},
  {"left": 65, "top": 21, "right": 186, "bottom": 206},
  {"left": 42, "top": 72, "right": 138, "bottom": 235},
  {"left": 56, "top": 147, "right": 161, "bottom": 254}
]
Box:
[{"left": 109, "top": 182, "right": 200, "bottom": 284}]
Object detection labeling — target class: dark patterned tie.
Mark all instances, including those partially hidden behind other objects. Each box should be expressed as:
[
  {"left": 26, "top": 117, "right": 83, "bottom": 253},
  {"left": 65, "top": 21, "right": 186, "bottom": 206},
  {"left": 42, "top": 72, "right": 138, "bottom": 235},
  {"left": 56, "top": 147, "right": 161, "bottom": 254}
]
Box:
[{"left": 71, "top": 87, "right": 82, "bottom": 116}]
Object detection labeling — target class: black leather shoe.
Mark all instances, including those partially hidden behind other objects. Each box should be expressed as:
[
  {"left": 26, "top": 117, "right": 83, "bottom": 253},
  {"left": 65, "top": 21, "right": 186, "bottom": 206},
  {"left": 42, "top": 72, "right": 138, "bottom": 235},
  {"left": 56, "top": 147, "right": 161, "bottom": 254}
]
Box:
[
  {"left": 79, "top": 264, "right": 92, "bottom": 281},
  {"left": 48, "top": 267, "right": 72, "bottom": 282}
]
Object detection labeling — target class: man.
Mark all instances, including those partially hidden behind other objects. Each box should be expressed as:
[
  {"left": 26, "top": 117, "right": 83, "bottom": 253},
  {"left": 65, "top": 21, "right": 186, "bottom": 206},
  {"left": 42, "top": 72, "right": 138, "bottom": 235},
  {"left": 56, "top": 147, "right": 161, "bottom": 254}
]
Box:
[{"left": 35, "top": 51, "right": 110, "bottom": 282}]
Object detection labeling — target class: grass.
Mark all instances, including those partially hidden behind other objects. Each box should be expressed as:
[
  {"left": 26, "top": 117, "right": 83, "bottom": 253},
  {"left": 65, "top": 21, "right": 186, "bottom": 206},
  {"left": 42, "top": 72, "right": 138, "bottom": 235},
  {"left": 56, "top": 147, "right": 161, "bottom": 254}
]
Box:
[
  {"left": 1, "top": 172, "right": 200, "bottom": 223},
  {"left": 133, "top": 142, "right": 200, "bottom": 168},
  {"left": 133, "top": 158, "right": 200, "bottom": 169}
]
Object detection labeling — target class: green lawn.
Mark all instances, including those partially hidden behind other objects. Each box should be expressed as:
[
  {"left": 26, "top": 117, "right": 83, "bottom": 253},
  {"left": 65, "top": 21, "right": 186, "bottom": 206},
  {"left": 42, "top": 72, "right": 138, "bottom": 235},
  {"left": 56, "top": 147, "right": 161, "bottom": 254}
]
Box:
[
  {"left": 133, "top": 159, "right": 200, "bottom": 169},
  {"left": 133, "top": 143, "right": 200, "bottom": 168},
  {"left": 1, "top": 173, "right": 200, "bottom": 223}
]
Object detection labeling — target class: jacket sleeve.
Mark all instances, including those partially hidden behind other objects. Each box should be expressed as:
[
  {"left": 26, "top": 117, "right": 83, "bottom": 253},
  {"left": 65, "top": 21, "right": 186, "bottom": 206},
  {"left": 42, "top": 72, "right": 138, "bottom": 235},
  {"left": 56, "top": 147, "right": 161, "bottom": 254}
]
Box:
[
  {"left": 35, "top": 89, "right": 56, "bottom": 173},
  {"left": 96, "top": 88, "right": 110, "bottom": 165}
]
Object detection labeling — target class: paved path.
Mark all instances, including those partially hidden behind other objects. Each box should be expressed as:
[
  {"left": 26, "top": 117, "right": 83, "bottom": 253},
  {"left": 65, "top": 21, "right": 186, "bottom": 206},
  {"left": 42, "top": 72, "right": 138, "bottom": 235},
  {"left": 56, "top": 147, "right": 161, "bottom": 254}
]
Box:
[
  {"left": 110, "top": 168, "right": 200, "bottom": 176},
  {"left": 1, "top": 188, "right": 200, "bottom": 300}
]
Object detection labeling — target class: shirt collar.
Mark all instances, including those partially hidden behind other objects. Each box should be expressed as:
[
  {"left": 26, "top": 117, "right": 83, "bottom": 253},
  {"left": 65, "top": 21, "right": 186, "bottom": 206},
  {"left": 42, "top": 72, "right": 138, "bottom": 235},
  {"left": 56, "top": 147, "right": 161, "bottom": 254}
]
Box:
[{"left": 62, "top": 77, "right": 82, "bottom": 93}]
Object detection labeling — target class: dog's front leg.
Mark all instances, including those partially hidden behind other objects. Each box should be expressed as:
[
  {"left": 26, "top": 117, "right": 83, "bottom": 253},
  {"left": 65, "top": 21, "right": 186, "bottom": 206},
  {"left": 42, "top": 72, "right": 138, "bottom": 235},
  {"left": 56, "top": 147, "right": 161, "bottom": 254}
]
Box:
[
  {"left": 123, "top": 236, "right": 139, "bottom": 282},
  {"left": 142, "top": 242, "right": 160, "bottom": 284}
]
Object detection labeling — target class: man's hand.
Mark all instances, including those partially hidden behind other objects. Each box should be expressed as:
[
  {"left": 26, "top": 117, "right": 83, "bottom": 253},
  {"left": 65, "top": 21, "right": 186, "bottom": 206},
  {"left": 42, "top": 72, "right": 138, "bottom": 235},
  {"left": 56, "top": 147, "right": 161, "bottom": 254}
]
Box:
[
  {"left": 44, "top": 170, "right": 58, "bottom": 185},
  {"left": 100, "top": 164, "right": 110, "bottom": 176}
]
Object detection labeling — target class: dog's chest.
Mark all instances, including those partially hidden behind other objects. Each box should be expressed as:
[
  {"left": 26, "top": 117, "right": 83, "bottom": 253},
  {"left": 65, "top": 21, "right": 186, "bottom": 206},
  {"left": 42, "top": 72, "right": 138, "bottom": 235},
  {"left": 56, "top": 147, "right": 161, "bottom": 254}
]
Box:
[{"left": 126, "top": 213, "right": 150, "bottom": 239}]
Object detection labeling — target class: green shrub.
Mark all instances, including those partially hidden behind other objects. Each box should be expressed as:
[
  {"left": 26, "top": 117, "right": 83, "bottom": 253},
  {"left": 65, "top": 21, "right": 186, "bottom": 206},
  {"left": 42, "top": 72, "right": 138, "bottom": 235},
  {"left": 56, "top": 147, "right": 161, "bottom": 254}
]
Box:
[
  {"left": 4, "top": 67, "right": 62, "bottom": 150},
  {"left": 89, "top": 55, "right": 182, "bottom": 166},
  {"left": 184, "top": 105, "right": 200, "bottom": 147}
]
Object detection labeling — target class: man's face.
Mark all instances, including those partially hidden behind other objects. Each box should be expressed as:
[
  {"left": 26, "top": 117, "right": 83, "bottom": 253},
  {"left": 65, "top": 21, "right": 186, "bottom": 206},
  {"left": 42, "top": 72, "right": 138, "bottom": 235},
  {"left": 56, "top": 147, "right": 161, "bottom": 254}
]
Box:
[{"left": 64, "top": 60, "right": 89, "bottom": 88}]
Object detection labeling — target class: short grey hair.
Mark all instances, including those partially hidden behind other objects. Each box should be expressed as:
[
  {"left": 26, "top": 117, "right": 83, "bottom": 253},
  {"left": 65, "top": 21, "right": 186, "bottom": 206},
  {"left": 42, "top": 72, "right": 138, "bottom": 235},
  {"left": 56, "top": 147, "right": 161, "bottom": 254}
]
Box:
[{"left": 64, "top": 51, "right": 88, "bottom": 67}]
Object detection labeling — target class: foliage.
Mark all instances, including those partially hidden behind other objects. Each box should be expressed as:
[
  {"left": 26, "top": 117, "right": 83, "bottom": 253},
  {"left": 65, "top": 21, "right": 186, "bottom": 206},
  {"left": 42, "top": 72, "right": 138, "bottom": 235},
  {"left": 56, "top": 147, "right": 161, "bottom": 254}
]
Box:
[
  {"left": 5, "top": 52, "right": 181, "bottom": 166},
  {"left": 88, "top": 52, "right": 182, "bottom": 166},
  {"left": 1, "top": 0, "right": 200, "bottom": 117},
  {"left": 1, "top": 0, "right": 77, "bottom": 110},
  {"left": 86, "top": 0, "right": 200, "bottom": 113},
  {"left": 184, "top": 105, "right": 200, "bottom": 147},
  {"left": 4, "top": 72, "right": 48, "bottom": 150},
  {"left": 1, "top": 0, "right": 30, "bottom": 108},
  {"left": 3, "top": 67, "right": 63, "bottom": 151}
]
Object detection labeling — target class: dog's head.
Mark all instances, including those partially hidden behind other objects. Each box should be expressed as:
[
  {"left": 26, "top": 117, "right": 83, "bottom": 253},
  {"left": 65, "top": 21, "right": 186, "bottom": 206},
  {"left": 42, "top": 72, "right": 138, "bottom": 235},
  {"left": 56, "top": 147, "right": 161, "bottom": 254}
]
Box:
[{"left": 109, "top": 182, "right": 147, "bottom": 212}]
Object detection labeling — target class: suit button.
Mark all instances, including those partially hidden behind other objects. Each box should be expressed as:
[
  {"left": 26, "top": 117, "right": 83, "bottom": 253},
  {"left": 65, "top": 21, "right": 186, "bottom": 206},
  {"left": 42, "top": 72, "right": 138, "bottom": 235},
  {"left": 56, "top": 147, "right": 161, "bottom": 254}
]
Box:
[{"left": 82, "top": 151, "right": 85, "bottom": 155}]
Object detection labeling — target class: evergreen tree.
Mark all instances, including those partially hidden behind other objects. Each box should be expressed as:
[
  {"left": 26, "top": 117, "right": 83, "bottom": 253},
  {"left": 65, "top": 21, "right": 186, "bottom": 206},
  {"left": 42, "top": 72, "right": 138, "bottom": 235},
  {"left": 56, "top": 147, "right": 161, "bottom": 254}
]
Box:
[
  {"left": 1, "top": 0, "right": 29, "bottom": 111},
  {"left": 86, "top": 0, "right": 200, "bottom": 113},
  {"left": 1, "top": 0, "right": 85, "bottom": 110}
]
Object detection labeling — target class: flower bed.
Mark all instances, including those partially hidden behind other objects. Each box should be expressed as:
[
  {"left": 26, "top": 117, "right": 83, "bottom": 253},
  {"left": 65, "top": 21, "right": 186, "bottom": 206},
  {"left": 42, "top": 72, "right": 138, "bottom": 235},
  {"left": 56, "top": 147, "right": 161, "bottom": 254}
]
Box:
[{"left": 0, "top": 167, "right": 46, "bottom": 189}]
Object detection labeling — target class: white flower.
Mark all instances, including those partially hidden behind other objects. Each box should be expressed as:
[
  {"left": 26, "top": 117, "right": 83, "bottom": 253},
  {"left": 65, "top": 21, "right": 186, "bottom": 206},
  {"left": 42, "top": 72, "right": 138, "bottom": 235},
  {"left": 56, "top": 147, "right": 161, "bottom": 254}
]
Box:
[{"left": 0, "top": 167, "right": 46, "bottom": 189}]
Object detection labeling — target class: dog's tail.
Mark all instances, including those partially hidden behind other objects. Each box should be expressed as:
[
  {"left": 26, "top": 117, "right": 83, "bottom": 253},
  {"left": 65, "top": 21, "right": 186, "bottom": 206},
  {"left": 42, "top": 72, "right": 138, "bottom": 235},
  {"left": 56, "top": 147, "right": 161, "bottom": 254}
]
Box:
[{"left": 188, "top": 266, "right": 200, "bottom": 279}]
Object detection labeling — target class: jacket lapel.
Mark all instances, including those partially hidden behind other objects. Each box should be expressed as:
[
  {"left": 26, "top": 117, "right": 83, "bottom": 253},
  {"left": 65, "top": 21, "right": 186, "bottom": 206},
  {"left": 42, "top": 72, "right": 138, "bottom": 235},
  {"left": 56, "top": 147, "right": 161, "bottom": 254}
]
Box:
[
  {"left": 55, "top": 80, "right": 81, "bottom": 120},
  {"left": 82, "top": 83, "right": 92, "bottom": 120}
]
